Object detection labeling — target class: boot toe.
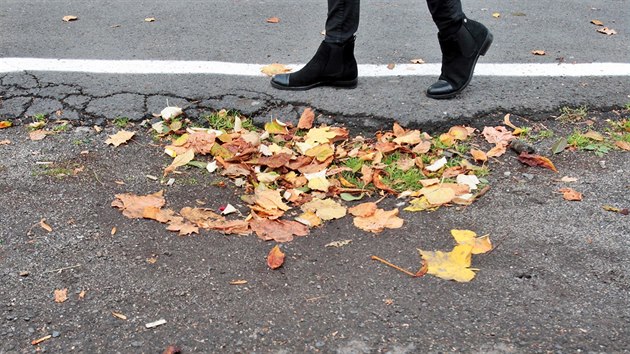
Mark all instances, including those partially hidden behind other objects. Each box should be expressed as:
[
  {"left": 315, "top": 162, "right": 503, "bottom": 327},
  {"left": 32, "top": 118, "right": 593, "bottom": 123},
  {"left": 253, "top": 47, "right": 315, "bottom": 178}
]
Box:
[
  {"left": 426, "top": 80, "right": 456, "bottom": 99},
  {"left": 271, "top": 74, "right": 290, "bottom": 88}
]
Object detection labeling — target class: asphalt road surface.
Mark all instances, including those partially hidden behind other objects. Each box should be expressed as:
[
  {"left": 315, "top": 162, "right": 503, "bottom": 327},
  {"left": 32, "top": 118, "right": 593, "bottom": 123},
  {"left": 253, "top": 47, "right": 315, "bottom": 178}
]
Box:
[{"left": 1, "top": 0, "right": 629, "bottom": 125}]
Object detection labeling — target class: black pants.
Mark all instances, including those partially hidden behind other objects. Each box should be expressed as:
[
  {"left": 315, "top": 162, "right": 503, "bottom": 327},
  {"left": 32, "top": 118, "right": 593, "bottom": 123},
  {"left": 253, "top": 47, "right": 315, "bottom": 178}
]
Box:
[{"left": 325, "top": 0, "right": 464, "bottom": 43}]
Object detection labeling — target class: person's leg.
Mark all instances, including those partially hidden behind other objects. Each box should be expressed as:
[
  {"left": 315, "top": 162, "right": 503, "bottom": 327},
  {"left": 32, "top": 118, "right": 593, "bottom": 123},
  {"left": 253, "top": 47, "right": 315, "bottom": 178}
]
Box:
[
  {"left": 270, "top": 0, "right": 359, "bottom": 90},
  {"left": 425, "top": 0, "right": 493, "bottom": 99}
]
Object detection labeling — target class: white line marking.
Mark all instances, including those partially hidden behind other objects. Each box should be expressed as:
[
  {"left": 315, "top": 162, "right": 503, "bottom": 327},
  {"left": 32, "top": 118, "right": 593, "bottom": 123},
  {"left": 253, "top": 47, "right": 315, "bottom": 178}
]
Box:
[{"left": 1, "top": 58, "right": 629, "bottom": 77}]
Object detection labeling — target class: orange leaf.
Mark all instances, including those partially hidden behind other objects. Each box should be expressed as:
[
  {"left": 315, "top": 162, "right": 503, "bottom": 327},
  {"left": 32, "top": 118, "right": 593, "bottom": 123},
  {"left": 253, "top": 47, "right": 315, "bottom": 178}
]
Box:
[
  {"left": 531, "top": 49, "right": 546, "bottom": 55},
  {"left": 373, "top": 171, "right": 396, "bottom": 194},
  {"left": 261, "top": 63, "right": 291, "bottom": 76},
  {"left": 266, "top": 17, "right": 280, "bottom": 23},
  {"left": 250, "top": 217, "right": 308, "bottom": 242},
  {"left": 112, "top": 191, "right": 166, "bottom": 219},
  {"left": 615, "top": 140, "right": 630, "bottom": 151},
  {"left": 0, "top": 121, "right": 12, "bottom": 129},
  {"left": 559, "top": 188, "right": 583, "bottom": 201},
  {"left": 353, "top": 208, "right": 404, "bottom": 233},
  {"left": 54, "top": 288, "right": 68, "bottom": 303},
  {"left": 517, "top": 152, "right": 558, "bottom": 172},
  {"left": 267, "top": 245, "right": 285, "bottom": 269},
  {"left": 39, "top": 218, "right": 53, "bottom": 232},
  {"left": 297, "top": 108, "right": 315, "bottom": 129},
  {"left": 29, "top": 130, "right": 49, "bottom": 141},
  {"left": 486, "top": 142, "right": 508, "bottom": 158},
  {"left": 348, "top": 202, "right": 377, "bottom": 217},
  {"left": 470, "top": 148, "right": 487, "bottom": 162}
]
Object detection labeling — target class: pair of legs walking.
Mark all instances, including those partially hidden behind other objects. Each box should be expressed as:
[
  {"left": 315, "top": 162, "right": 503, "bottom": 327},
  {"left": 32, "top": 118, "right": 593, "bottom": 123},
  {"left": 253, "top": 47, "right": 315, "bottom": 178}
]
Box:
[{"left": 270, "top": 0, "right": 493, "bottom": 99}]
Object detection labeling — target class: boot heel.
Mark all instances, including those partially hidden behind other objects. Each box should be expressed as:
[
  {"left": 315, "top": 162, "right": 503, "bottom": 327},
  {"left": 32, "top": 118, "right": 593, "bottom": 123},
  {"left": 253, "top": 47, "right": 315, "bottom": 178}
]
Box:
[{"left": 480, "top": 32, "right": 493, "bottom": 56}]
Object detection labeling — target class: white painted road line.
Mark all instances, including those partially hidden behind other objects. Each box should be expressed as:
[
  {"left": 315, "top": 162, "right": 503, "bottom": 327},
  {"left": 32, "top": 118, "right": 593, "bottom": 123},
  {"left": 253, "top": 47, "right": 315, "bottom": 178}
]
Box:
[{"left": 1, "top": 58, "right": 630, "bottom": 77}]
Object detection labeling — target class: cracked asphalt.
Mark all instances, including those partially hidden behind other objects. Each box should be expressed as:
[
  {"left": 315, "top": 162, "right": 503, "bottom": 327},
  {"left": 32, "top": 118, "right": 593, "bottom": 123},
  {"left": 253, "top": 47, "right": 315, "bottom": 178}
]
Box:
[{"left": 1, "top": 0, "right": 630, "bottom": 353}]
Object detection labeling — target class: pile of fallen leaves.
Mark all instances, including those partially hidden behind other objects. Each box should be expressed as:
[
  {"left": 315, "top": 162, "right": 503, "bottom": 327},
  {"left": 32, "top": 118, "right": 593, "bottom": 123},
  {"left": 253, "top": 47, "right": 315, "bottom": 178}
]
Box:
[{"left": 109, "top": 108, "right": 564, "bottom": 280}]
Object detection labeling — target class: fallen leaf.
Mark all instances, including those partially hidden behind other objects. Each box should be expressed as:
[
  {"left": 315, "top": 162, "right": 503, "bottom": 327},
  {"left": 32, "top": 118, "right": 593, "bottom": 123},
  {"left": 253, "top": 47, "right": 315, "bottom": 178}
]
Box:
[
  {"left": 583, "top": 130, "right": 604, "bottom": 141},
  {"left": 616, "top": 140, "right": 630, "bottom": 151},
  {"left": 353, "top": 208, "right": 404, "bottom": 233},
  {"left": 267, "top": 245, "right": 285, "bottom": 269},
  {"left": 160, "top": 106, "right": 183, "bottom": 120},
  {"left": 551, "top": 137, "right": 568, "bottom": 154},
  {"left": 387, "top": 63, "right": 395, "bottom": 70},
  {"left": 230, "top": 280, "right": 248, "bottom": 285},
  {"left": 456, "top": 174, "right": 480, "bottom": 190},
  {"left": 325, "top": 240, "right": 352, "bottom": 248},
  {"left": 254, "top": 188, "right": 291, "bottom": 212},
  {"left": 470, "top": 148, "right": 488, "bottom": 162},
  {"left": 298, "top": 108, "right": 315, "bottom": 129},
  {"left": 603, "top": 205, "right": 629, "bottom": 215},
  {"left": 492, "top": 12, "right": 501, "bottom": 18},
  {"left": 418, "top": 244, "right": 476, "bottom": 282},
  {"left": 111, "top": 191, "right": 166, "bottom": 219},
  {"left": 597, "top": 27, "right": 617, "bottom": 35},
  {"left": 590, "top": 19, "right": 604, "bottom": 26},
  {"left": 451, "top": 229, "right": 492, "bottom": 254},
  {"left": 78, "top": 290, "right": 86, "bottom": 299},
  {"left": 0, "top": 139, "right": 10, "bottom": 145},
  {"left": 266, "top": 17, "right": 280, "bottom": 23},
  {"left": 39, "top": 218, "right": 53, "bottom": 232},
  {"left": 426, "top": 157, "right": 447, "bottom": 172},
  {"left": 105, "top": 130, "right": 135, "bottom": 147},
  {"left": 487, "top": 142, "right": 508, "bottom": 158},
  {"left": 264, "top": 118, "right": 289, "bottom": 135},
  {"left": 261, "top": 63, "right": 291, "bottom": 76},
  {"left": 29, "top": 130, "right": 49, "bottom": 141},
  {"left": 54, "top": 288, "right": 68, "bottom": 303},
  {"left": 145, "top": 319, "right": 167, "bottom": 329},
  {"left": 559, "top": 188, "right": 583, "bottom": 201},
  {"left": 111, "top": 227, "right": 117, "bottom": 235},
  {"left": 560, "top": 176, "right": 578, "bottom": 182},
  {"left": 0, "top": 121, "right": 12, "bottom": 129},
  {"left": 62, "top": 15, "right": 78, "bottom": 22},
  {"left": 482, "top": 126, "right": 514, "bottom": 144},
  {"left": 145, "top": 17, "right": 156, "bottom": 22},
  {"left": 531, "top": 50, "right": 546, "bottom": 56},
  {"left": 295, "top": 211, "right": 322, "bottom": 227},
  {"left": 164, "top": 149, "right": 195, "bottom": 175},
  {"left": 112, "top": 312, "right": 128, "bottom": 320},
  {"left": 518, "top": 152, "right": 558, "bottom": 172},
  {"left": 301, "top": 198, "right": 347, "bottom": 220},
  {"left": 163, "top": 345, "right": 182, "bottom": 354},
  {"left": 410, "top": 58, "right": 425, "bottom": 64},
  {"left": 250, "top": 217, "right": 308, "bottom": 242},
  {"left": 348, "top": 202, "right": 377, "bottom": 217}
]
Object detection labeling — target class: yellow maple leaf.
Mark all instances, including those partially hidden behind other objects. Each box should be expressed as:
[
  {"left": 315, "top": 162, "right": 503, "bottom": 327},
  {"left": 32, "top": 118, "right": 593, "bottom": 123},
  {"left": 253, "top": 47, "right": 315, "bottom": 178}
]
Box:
[
  {"left": 305, "top": 144, "right": 335, "bottom": 162},
  {"left": 264, "top": 119, "right": 289, "bottom": 135},
  {"left": 418, "top": 244, "right": 476, "bottom": 282},
  {"left": 450, "top": 229, "right": 493, "bottom": 254},
  {"left": 254, "top": 188, "right": 290, "bottom": 211}
]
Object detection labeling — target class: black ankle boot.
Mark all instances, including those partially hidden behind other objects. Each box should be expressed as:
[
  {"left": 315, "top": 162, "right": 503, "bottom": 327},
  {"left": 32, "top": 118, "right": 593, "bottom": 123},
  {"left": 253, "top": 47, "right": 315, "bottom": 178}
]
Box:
[
  {"left": 426, "top": 18, "right": 493, "bottom": 99},
  {"left": 271, "top": 37, "right": 358, "bottom": 90}
]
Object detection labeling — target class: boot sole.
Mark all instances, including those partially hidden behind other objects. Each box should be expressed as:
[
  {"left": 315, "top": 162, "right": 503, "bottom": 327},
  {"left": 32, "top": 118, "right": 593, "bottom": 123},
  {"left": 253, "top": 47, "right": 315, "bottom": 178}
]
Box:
[
  {"left": 270, "top": 78, "right": 358, "bottom": 91},
  {"left": 426, "top": 32, "right": 494, "bottom": 100}
]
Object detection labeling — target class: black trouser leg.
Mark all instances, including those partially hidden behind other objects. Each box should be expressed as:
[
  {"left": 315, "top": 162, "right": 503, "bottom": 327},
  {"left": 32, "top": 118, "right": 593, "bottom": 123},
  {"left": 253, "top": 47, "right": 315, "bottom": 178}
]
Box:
[
  {"left": 324, "top": 0, "right": 360, "bottom": 43},
  {"left": 425, "top": 0, "right": 465, "bottom": 35}
]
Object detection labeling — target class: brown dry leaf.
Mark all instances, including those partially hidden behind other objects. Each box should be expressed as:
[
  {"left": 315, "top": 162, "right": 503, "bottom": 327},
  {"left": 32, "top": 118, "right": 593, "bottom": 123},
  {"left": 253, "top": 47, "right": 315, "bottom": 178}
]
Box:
[
  {"left": 230, "top": 280, "right": 248, "bottom": 285},
  {"left": 583, "top": 130, "right": 604, "bottom": 141},
  {"left": 393, "top": 130, "right": 422, "bottom": 145},
  {"left": 348, "top": 202, "right": 378, "bottom": 217},
  {"left": 29, "top": 130, "right": 49, "bottom": 141},
  {"left": 111, "top": 190, "right": 166, "bottom": 219},
  {"left": 0, "top": 121, "right": 12, "bottom": 129},
  {"left": 470, "top": 148, "right": 488, "bottom": 162},
  {"left": 559, "top": 188, "right": 583, "bottom": 201},
  {"left": 531, "top": 50, "right": 546, "bottom": 56},
  {"left": 597, "top": 27, "right": 617, "bottom": 35},
  {"left": 62, "top": 15, "right": 78, "bottom": 22},
  {"left": 54, "top": 288, "right": 68, "bottom": 303},
  {"left": 207, "top": 219, "right": 251, "bottom": 235},
  {"left": 261, "top": 63, "right": 291, "bottom": 76},
  {"left": 373, "top": 171, "right": 397, "bottom": 194},
  {"left": 111, "top": 227, "right": 117, "bottom": 235},
  {"left": 105, "top": 130, "right": 135, "bottom": 147},
  {"left": 250, "top": 217, "right": 309, "bottom": 242},
  {"left": 164, "top": 149, "right": 195, "bottom": 175},
  {"left": 185, "top": 131, "right": 216, "bottom": 155},
  {"left": 78, "top": 290, "right": 86, "bottom": 299},
  {"left": 353, "top": 208, "right": 404, "bottom": 233},
  {"left": 112, "top": 312, "right": 128, "bottom": 320},
  {"left": 486, "top": 142, "right": 508, "bottom": 158},
  {"left": 412, "top": 140, "right": 432, "bottom": 154},
  {"left": 166, "top": 219, "right": 200, "bottom": 236},
  {"left": 410, "top": 58, "right": 425, "bottom": 64},
  {"left": 615, "top": 140, "right": 630, "bottom": 151},
  {"left": 144, "top": 17, "right": 156, "bottom": 22},
  {"left": 295, "top": 211, "right": 322, "bottom": 227},
  {"left": 591, "top": 19, "right": 604, "bottom": 26},
  {"left": 518, "top": 152, "right": 558, "bottom": 172},
  {"left": 39, "top": 219, "right": 53, "bottom": 232},
  {"left": 266, "top": 17, "right": 280, "bottom": 23},
  {"left": 163, "top": 345, "right": 182, "bottom": 354},
  {"left": 387, "top": 63, "right": 395, "bottom": 70},
  {"left": 0, "top": 139, "right": 10, "bottom": 145},
  {"left": 254, "top": 188, "right": 290, "bottom": 212},
  {"left": 298, "top": 108, "right": 315, "bottom": 129},
  {"left": 267, "top": 245, "right": 285, "bottom": 269},
  {"left": 482, "top": 126, "right": 514, "bottom": 144}
]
